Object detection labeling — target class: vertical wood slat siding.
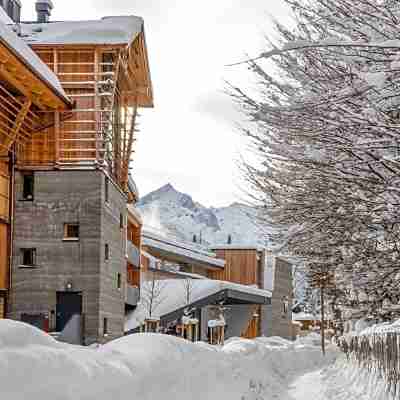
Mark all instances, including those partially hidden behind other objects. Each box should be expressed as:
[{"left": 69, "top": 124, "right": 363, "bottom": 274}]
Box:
[
  {"left": 0, "top": 161, "right": 9, "bottom": 221},
  {"left": 241, "top": 308, "right": 261, "bottom": 339},
  {"left": 208, "top": 249, "right": 259, "bottom": 286},
  {"left": 127, "top": 263, "right": 140, "bottom": 287}
]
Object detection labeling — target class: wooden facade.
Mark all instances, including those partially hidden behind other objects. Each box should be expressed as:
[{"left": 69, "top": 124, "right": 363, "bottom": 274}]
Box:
[
  {"left": 127, "top": 205, "right": 142, "bottom": 286},
  {"left": 209, "top": 248, "right": 265, "bottom": 339},
  {"left": 209, "top": 249, "right": 261, "bottom": 286},
  {"left": 17, "top": 33, "right": 152, "bottom": 192}
]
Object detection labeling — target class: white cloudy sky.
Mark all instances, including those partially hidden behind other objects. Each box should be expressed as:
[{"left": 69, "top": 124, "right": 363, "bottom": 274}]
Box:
[{"left": 22, "top": 0, "right": 290, "bottom": 207}]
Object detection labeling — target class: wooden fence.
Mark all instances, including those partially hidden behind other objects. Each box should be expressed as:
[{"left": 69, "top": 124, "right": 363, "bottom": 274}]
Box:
[{"left": 341, "top": 332, "right": 400, "bottom": 398}]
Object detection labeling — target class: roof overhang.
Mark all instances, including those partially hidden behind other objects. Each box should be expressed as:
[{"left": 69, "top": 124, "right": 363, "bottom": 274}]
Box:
[
  {"left": 161, "top": 289, "right": 271, "bottom": 326},
  {"left": 143, "top": 235, "right": 226, "bottom": 271},
  {"left": 125, "top": 30, "right": 153, "bottom": 108},
  {"left": 0, "top": 40, "right": 71, "bottom": 110},
  {"left": 0, "top": 19, "right": 72, "bottom": 110}
]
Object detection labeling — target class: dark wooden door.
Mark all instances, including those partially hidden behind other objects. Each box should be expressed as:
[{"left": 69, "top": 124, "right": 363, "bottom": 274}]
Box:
[{"left": 56, "top": 292, "right": 82, "bottom": 332}]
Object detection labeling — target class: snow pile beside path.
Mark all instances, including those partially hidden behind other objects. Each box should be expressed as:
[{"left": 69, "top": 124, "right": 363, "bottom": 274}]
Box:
[
  {"left": 0, "top": 320, "right": 336, "bottom": 400},
  {"left": 300, "top": 357, "right": 392, "bottom": 400}
]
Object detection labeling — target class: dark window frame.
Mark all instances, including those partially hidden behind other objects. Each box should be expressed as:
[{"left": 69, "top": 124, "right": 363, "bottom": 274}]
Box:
[
  {"left": 20, "top": 248, "right": 37, "bottom": 267},
  {"left": 105, "top": 243, "right": 109, "bottom": 261},
  {"left": 103, "top": 317, "right": 108, "bottom": 336},
  {"left": 105, "top": 177, "right": 109, "bottom": 203},
  {"left": 22, "top": 173, "right": 34, "bottom": 201},
  {"left": 63, "top": 223, "right": 80, "bottom": 240}
]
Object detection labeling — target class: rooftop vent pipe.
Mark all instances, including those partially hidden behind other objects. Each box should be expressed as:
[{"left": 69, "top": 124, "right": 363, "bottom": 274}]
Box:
[{"left": 35, "top": 0, "right": 53, "bottom": 23}]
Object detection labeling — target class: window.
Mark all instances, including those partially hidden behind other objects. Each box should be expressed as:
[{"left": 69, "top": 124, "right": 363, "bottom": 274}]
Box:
[
  {"left": 120, "top": 213, "right": 124, "bottom": 229},
  {"left": 103, "top": 317, "right": 108, "bottom": 336},
  {"left": 21, "top": 248, "right": 36, "bottom": 267},
  {"left": 105, "top": 244, "right": 109, "bottom": 261},
  {"left": 117, "top": 273, "right": 121, "bottom": 290},
  {"left": 22, "top": 173, "right": 34, "bottom": 201},
  {"left": 64, "top": 223, "right": 80, "bottom": 240},
  {"left": 105, "top": 177, "right": 109, "bottom": 203}
]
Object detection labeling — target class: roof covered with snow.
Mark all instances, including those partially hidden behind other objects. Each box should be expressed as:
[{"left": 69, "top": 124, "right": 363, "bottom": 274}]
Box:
[
  {"left": 125, "top": 278, "right": 271, "bottom": 331},
  {"left": 19, "top": 16, "right": 143, "bottom": 46},
  {"left": 143, "top": 231, "right": 226, "bottom": 269},
  {"left": 0, "top": 19, "right": 70, "bottom": 104}
]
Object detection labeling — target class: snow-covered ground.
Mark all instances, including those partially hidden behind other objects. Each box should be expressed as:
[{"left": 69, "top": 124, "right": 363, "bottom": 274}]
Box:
[{"left": 0, "top": 320, "right": 392, "bottom": 400}]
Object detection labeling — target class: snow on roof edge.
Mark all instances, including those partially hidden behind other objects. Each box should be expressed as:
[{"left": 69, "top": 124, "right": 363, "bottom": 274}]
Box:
[
  {"left": 143, "top": 236, "right": 226, "bottom": 268},
  {"left": 0, "top": 21, "right": 71, "bottom": 105},
  {"left": 19, "top": 16, "right": 144, "bottom": 47}
]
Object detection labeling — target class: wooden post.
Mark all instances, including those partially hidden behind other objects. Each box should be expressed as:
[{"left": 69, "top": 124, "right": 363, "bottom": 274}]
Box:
[
  {"left": 94, "top": 49, "right": 100, "bottom": 164},
  {"left": 321, "top": 284, "right": 326, "bottom": 356},
  {"left": 53, "top": 49, "right": 60, "bottom": 164}
]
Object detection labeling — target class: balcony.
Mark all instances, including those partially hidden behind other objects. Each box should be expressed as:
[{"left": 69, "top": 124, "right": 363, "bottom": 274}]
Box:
[
  {"left": 125, "top": 284, "right": 140, "bottom": 307},
  {"left": 127, "top": 241, "right": 140, "bottom": 268}
]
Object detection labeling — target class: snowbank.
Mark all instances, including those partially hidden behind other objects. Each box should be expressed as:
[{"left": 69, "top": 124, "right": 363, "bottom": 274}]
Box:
[{"left": 0, "top": 320, "right": 335, "bottom": 400}]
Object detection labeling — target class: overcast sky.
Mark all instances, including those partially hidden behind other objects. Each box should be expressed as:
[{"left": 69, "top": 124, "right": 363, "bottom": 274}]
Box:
[{"left": 22, "top": 0, "right": 290, "bottom": 207}]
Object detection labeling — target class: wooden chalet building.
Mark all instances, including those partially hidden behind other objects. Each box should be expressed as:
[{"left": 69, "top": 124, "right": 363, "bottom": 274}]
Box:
[
  {"left": 0, "top": 4, "right": 71, "bottom": 321},
  {"left": 1, "top": 1, "right": 153, "bottom": 345}
]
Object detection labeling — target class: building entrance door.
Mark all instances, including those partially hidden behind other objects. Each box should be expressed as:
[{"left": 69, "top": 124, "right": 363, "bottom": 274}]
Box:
[{"left": 56, "top": 291, "right": 82, "bottom": 332}]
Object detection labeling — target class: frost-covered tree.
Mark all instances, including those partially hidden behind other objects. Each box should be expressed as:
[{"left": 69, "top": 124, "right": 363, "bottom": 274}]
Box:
[
  {"left": 231, "top": 0, "right": 400, "bottom": 320},
  {"left": 141, "top": 271, "right": 167, "bottom": 320}
]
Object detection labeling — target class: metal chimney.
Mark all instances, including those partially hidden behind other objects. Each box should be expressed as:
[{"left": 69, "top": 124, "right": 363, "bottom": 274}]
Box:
[{"left": 35, "top": 0, "right": 53, "bottom": 23}]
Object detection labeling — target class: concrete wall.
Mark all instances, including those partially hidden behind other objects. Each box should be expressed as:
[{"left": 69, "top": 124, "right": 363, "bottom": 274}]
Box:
[
  {"left": 9, "top": 170, "right": 126, "bottom": 344},
  {"left": 99, "top": 173, "right": 127, "bottom": 343},
  {"left": 261, "top": 257, "right": 293, "bottom": 340}
]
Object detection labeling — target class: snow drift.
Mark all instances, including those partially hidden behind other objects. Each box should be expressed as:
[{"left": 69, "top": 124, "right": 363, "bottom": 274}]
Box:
[
  {"left": 1, "top": 320, "right": 335, "bottom": 400},
  {"left": 1, "top": 320, "right": 392, "bottom": 400}
]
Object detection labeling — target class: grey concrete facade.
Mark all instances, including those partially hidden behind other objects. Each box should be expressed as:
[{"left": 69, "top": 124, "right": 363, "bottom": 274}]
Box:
[
  {"left": 261, "top": 257, "right": 293, "bottom": 340},
  {"left": 9, "top": 169, "right": 127, "bottom": 344}
]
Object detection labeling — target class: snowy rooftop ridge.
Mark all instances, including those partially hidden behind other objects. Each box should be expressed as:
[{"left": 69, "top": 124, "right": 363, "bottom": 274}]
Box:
[
  {"left": 143, "top": 229, "right": 225, "bottom": 265},
  {"left": 19, "top": 16, "right": 143, "bottom": 46},
  {"left": 0, "top": 18, "right": 69, "bottom": 103}
]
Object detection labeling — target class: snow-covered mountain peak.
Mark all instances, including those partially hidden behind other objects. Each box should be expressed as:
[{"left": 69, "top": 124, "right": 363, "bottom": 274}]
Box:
[{"left": 138, "top": 185, "right": 269, "bottom": 247}]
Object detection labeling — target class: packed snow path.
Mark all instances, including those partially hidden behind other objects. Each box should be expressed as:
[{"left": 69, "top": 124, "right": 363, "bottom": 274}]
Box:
[
  {"left": 289, "top": 362, "right": 390, "bottom": 400},
  {"left": 0, "top": 321, "right": 391, "bottom": 400}
]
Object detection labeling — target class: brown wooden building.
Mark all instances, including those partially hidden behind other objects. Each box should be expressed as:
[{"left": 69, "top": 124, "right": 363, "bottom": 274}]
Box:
[
  {"left": 0, "top": 6, "right": 71, "bottom": 320},
  {"left": 3, "top": 2, "right": 154, "bottom": 344}
]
